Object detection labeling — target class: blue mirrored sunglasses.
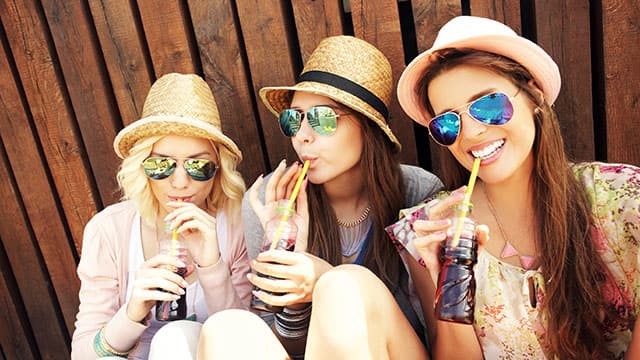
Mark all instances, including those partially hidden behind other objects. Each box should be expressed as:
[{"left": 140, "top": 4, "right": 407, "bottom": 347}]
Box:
[
  {"left": 279, "top": 105, "right": 347, "bottom": 137},
  {"left": 142, "top": 157, "right": 218, "bottom": 181},
  {"left": 427, "top": 90, "right": 520, "bottom": 146}
]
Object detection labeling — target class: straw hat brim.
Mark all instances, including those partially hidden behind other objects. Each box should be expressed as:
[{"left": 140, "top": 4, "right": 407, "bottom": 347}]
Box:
[
  {"left": 113, "top": 115, "right": 242, "bottom": 160},
  {"left": 259, "top": 81, "right": 401, "bottom": 151},
  {"left": 397, "top": 34, "right": 561, "bottom": 127}
]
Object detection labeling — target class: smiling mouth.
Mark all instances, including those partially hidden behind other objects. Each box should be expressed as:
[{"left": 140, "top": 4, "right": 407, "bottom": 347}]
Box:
[{"left": 471, "top": 139, "right": 505, "bottom": 160}]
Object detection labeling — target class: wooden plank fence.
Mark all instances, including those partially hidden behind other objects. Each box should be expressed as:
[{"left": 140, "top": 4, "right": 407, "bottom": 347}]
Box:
[{"left": 0, "top": 0, "right": 638, "bottom": 358}]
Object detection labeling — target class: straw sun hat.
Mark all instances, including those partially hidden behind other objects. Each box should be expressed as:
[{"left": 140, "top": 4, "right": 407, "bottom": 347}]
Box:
[
  {"left": 113, "top": 73, "right": 242, "bottom": 160},
  {"left": 259, "top": 35, "right": 401, "bottom": 151},
  {"left": 397, "top": 16, "right": 561, "bottom": 127}
]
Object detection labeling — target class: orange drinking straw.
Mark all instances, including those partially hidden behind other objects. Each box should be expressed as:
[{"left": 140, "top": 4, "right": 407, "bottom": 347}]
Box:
[
  {"left": 269, "top": 160, "right": 310, "bottom": 250},
  {"left": 450, "top": 158, "right": 481, "bottom": 248}
]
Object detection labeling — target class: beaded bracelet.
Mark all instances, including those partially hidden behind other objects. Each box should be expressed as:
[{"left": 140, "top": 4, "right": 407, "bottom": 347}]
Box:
[{"left": 93, "top": 325, "right": 137, "bottom": 357}]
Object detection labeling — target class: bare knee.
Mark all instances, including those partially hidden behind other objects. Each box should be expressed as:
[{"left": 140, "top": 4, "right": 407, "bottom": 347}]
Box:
[
  {"left": 198, "top": 309, "right": 288, "bottom": 360},
  {"left": 200, "top": 309, "right": 264, "bottom": 341}
]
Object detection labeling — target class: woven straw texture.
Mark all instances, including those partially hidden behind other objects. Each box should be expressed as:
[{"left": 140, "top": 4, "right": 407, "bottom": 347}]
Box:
[
  {"left": 259, "top": 35, "right": 400, "bottom": 150},
  {"left": 113, "top": 73, "right": 242, "bottom": 160}
]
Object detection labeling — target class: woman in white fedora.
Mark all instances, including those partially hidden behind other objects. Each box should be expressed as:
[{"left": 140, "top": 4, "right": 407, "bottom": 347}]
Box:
[
  {"left": 388, "top": 16, "right": 640, "bottom": 359},
  {"left": 197, "top": 35, "right": 442, "bottom": 359},
  {"left": 71, "top": 73, "right": 251, "bottom": 359}
]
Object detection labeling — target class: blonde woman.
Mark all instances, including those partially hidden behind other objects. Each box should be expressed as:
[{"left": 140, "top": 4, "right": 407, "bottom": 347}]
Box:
[{"left": 71, "top": 73, "right": 251, "bottom": 359}]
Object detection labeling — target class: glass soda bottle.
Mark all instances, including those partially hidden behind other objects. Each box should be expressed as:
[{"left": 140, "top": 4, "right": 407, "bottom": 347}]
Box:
[
  {"left": 250, "top": 200, "right": 297, "bottom": 313},
  {"left": 155, "top": 224, "right": 188, "bottom": 321},
  {"left": 434, "top": 217, "right": 478, "bottom": 324}
]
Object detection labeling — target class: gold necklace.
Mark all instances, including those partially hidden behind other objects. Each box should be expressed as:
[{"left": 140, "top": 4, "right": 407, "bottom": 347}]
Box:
[
  {"left": 337, "top": 205, "right": 371, "bottom": 228},
  {"left": 483, "top": 183, "right": 537, "bottom": 270}
]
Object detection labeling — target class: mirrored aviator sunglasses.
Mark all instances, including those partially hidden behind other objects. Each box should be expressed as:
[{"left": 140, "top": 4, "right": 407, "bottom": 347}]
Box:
[
  {"left": 142, "top": 157, "right": 218, "bottom": 181},
  {"left": 427, "top": 91, "right": 518, "bottom": 146},
  {"left": 278, "top": 105, "right": 341, "bottom": 137}
]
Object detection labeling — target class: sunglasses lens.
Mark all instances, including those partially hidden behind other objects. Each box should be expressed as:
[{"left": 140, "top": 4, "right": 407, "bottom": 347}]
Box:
[
  {"left": 279, "top": 109, "right": 302, "bottom": 137},
  {"left": 185, "top": 159, "right": 217, "bottom": 181},
  {"left": 142, "top": 157, "right": 176, "bottom": 179},
  {"left": 429, "top": 113, "right": 460, "bottom": 146},
  {"left": 469, "top": 93, "right": 513, "bottom": 125},
  {"left": 307, "top": 106, "right": 338, "bottom": 136}
]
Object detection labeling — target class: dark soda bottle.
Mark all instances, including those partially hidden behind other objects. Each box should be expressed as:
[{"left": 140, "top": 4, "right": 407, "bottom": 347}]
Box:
[
  {"left": 155, "top": 266, "right": 187, "bottom": 321},
  {"left": 250, "top": 201, "right": 297, "bottom": 313},
  {"left": 155, "top": 225, "right": 189, "bottom": 321},
  {"left": 434, "top": 217, "right": 478, "bottom": 324}
]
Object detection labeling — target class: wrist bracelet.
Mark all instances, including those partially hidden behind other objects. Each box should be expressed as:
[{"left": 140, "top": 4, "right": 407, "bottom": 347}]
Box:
[
  {"left": 94, "top": 325, "right": 138, "bottom": 357},
  {"left": 274, "top": 304, "right": 312, "bottom": 339}
]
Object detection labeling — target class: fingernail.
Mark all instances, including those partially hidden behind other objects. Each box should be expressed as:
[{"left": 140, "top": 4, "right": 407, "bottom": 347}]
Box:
[
  {"left": 439, "top": 219, "right": 450, "bottom": 226},
  {"left": 176, "top": 260, "right": 186, "bottom": 267},
  {"left": 178, "top": 288, "right": 185, "bottom": 295},
  {"left": 434, "top": 231, "right": 447, "bottom": 239}
]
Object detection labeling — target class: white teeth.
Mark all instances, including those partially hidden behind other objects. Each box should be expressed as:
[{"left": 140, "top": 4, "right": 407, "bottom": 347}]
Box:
[{"left": 471, "top": 140, "right": 505, "bottom": 159}]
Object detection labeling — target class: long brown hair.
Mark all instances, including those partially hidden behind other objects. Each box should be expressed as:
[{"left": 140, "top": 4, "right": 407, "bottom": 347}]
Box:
[
  {"left": 306, "top": 114, "right": 405, "bottom": 288},
  {"left": 420, "top": 49, "right": 611, "bottom": 358}
]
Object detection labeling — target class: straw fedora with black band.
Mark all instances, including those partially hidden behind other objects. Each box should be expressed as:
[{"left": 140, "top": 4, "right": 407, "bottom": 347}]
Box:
[
  {"left": 113, "top": 72, "right": 242, "bottom": 160},
  {"left": 397, "top": 16, "right": 561, "bottom": 127},
  {"left": 259, "top": 35, "right": 401, "bottom": 151}
]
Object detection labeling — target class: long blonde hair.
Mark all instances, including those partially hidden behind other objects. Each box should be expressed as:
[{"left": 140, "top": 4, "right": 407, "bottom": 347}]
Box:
[{"left": 116, "top": 136, "right": 245, "bottom": 226}]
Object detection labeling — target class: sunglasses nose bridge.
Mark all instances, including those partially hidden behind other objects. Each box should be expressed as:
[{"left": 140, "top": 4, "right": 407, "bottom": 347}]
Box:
[
  {"left": 294, "top": 112, "right": 317, "bottom": 141},
  {"left": 459, "top": 110, "right": 489, "bottom": 138}
]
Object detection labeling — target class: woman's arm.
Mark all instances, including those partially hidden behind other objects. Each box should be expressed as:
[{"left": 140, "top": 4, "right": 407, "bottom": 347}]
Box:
[{"left": 71, "top": 214, "right": 146, "bottom": 359}]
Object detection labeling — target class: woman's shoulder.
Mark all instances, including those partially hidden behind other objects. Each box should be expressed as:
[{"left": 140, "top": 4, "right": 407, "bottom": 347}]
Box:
[
  {"left": 399, "top": 164, "right": 444, "bottom": 207},
  {"left": 88, "top": 201, "right": 138, "bottom": 224},
  {"left": 572, "top": 161, "right": 640, "bottom": 196}
]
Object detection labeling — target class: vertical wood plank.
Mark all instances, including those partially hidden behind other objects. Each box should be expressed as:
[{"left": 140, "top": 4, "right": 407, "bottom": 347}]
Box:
[
  {"left": 469, "top": 0, "right": 521, "bottom": 32},
  {"left": 0, "top": 237, "right": 37, "bottom": 359},
  {"left": 536, "top": 1, "right": 595, "bottom": 162},
  {"left": 187, "top": 0, "right": 266, "bottom": 180},
  {"left": 0, "top": 145, "right": 69, "bottom": 354},
  {"left": 0, "top": 0, "right": 90, "bottom": 335},
  {"left": 410, "top": 0, "right": 461, "bottom": 52},
  {"left": 235, "top": 0, "right": 298, "bottom": 169},
  {"left": 88, "top": 0, "right": 153, "bottom": 127},
  {"left": 600, "top": 0, "right": 640, "bottom": 165},
  {"left": 137, "top": 0, "right": 197, "bottom": 76},
  {"left": 291, "top": 0, "right": 345, "bottom": 63},
  {"left": 350, "top": 0, "right": 418, "bottom": 165},
  {"left": 0, "top": 0, "right": 98, "bottom": 256},
  {"left": 41, "top": 0, "right": 121, "bottom": 206}
]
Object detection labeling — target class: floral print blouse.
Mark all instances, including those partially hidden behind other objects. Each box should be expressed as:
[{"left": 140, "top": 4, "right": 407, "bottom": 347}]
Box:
[{"left": 385, "top": 162, "right": 640, "bottom": 359}]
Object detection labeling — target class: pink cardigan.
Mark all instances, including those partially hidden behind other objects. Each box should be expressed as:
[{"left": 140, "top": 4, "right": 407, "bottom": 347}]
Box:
[{"left": 71, "top": 201, "right": 252, "bottom": 359}]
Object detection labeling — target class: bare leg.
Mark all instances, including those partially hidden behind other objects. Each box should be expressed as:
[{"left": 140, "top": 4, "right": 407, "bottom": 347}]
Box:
[
  {"left": 149, "top": 320, "right": 202, "bottom": 359},
  {"left": 197, "top": 309, "right": 289, "bottom": 360},
  {"left": 305, "top": 264, "right": 429, "bottom": 360}
]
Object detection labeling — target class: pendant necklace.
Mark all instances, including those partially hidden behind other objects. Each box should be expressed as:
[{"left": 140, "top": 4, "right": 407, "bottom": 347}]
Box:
[{"left": 483, "top": 183, "right": 537, "bottom": 270}]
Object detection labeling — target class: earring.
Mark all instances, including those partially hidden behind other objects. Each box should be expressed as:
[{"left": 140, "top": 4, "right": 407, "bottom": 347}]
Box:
[{"left": 534, "top": 107, "right": 541, "bottom": 115}]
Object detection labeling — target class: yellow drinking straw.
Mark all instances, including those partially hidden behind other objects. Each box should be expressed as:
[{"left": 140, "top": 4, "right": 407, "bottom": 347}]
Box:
[
  {"left": 170, "top": 199, "right": 182, "bottom": 271},
  {"left": 269, "top": 160, "right": 311, "bottom": 250},
  {"left": 450, "top": 158, "right": 481, "bottom": 248}
]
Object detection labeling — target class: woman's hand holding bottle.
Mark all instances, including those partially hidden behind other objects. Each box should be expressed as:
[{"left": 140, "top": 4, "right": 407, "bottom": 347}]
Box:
[
  {"left": 411, "top": 187, "right": 489, "bottom": 286},
  {"left": 126, "top": 254, "right": 188, "bottom": 322}
]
